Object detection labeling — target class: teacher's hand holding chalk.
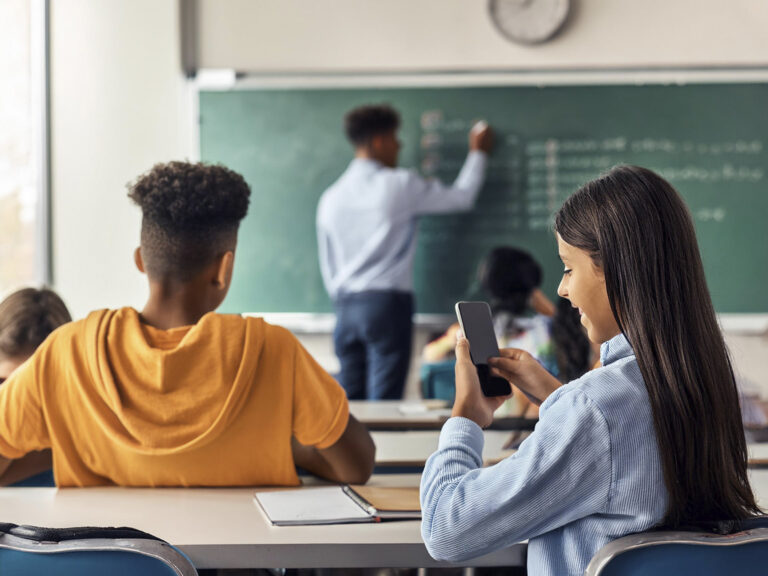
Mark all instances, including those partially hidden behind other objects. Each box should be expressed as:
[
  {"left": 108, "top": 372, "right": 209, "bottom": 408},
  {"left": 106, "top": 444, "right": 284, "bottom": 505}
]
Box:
[{"left": 469, "top": 120, "right": 494, "bottom": 153}]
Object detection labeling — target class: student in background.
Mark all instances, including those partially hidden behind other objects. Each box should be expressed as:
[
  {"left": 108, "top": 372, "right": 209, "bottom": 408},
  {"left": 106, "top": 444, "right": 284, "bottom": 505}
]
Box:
[
  {"left": 741, "top": 376, "right": 768, "bottom": 438},
  {"left": 550, "top": 296, "right": 598, "bottom": 382},
  {"left": 0, "top": 161, "right": 375, "bottom": 487},
  {"left": 317, "top": 104, "right": 493, "bottom": 401},
  {"left": 0, "top": 287, "right": 71, "bottom": 485},
  {"left": 479, "top": 247, "right": 557, "bottom": 376},
  {"left": 0, "top": 287, "right": 71, "bottom": 384},
  {"left": 422, "top": 247, "right": 558, "bottom": 418},
  {"left": 421, "top": 165, "right": 759, "bottom": 576}
]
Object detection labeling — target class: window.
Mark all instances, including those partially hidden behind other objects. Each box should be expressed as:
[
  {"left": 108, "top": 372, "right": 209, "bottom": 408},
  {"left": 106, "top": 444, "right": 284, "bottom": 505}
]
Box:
[{"left": 0, "top": 0, "right": 48, "bottom": 292}]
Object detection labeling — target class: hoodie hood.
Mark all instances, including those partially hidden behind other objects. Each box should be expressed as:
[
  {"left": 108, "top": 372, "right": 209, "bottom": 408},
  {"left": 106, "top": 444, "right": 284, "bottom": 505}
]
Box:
[{"left": 82, "top": 308, "right": 262, "bottom": 455}]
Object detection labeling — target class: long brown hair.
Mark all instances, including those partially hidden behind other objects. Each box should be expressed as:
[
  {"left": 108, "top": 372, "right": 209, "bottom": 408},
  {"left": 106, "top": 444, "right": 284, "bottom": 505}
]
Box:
[{"left": 554, "top": 165, "right": 760, "bottom": 527}]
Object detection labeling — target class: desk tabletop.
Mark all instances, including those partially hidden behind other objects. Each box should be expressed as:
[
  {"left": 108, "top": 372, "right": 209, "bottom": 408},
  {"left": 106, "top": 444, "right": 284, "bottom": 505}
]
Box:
[
  {"left": 350, "top": 400, "right": 537, "bottom": 432},
  {"left": 350, "top": 400, "right": 450, "bottom": 429},
  {"left": 749, "top": 468, "right": 768, "bottom": 508},
  {"left": 748, "top": 442, "right": 768, "bottom": 466},
  {"left": 371, "top": 430, "right": 515, "bottom": 467},
  {"left": 0, "top": 474, "right": 523, "bottom": 570},
  {"left": 5, "top": 470, "right": 768, "bottom": 570}
]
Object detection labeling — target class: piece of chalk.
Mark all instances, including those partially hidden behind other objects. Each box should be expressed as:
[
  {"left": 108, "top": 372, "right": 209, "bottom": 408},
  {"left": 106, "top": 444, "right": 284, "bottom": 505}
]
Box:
[{"left": 472, "top": 120, "right": 488, "bottom": 132}]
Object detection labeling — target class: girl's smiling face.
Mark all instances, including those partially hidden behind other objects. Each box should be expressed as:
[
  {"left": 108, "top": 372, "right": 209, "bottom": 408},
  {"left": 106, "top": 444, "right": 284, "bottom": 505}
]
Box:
[{"left": 556, "top": 234, "right": 621, "bottom": 345}]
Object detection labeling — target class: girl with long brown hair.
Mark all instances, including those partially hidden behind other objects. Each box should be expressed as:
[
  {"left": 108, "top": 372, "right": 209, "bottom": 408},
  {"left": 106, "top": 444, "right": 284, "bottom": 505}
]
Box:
[
  {"left": 420, "top": 165, "right": 760, "bottom": 576},
  {"left": 0, "top": 287, "right": 71, "bottom": 486},
  {"left": 0, "top": 287, "right": 71, "bottom": 385}
]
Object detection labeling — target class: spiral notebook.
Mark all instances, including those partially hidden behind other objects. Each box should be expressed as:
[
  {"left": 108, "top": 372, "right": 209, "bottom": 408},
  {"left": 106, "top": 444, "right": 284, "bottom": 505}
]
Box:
[{"left": 254, "top": 485, "right": 421, "bottom": 526}]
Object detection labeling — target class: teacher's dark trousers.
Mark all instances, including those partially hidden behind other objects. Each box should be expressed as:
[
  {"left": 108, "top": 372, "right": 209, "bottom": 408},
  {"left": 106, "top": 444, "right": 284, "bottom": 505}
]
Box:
[{"left": 333, "top": 290, "right": 413, "bottom": 400}]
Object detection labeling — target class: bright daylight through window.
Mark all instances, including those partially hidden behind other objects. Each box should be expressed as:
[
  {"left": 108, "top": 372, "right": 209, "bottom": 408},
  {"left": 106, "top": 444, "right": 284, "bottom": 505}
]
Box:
[{"left": 0, "top": 0, "right": 47, "bottom": 293}]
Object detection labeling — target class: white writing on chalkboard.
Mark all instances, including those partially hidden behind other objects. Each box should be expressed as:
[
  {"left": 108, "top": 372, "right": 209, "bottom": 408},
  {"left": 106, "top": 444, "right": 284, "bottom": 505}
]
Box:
[
  {"left": 418, "top": 110, "right": 766, "bottom": 239},
  {"left": 696, "top": 208, "right": 726, "bottom": 222},
  {"left": 525, "top": 136, "right": 765, "bottom": 230}
]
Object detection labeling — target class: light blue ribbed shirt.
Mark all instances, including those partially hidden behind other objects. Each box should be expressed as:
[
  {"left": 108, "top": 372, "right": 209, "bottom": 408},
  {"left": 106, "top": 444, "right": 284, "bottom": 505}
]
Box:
[
  {"left": 420, "top": 333, "right": 667, "bottom": 576},
  {"left": 316, "top": 151, "right": 487, "bottom": 299}
]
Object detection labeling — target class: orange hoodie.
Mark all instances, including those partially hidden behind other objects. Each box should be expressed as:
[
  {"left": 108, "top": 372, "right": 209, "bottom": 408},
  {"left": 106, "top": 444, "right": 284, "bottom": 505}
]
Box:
[{"left": 0, "top": 308, "right": 348, "bottom": 486}]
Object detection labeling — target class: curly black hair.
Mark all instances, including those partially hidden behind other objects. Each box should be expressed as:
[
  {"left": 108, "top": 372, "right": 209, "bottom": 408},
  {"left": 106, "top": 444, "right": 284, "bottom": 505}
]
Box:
[
  {"left": 127, "top": 161, "right": 251, "bottom": 281},
  {"left": 344, "top": 104, "right": 400, "bottom": 147},
  {"left": 0, "top": 287, "right": 72, "bottom": 360}
]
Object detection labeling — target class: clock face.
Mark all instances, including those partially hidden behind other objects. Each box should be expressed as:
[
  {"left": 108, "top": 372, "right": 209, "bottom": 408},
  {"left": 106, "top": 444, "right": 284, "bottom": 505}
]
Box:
[{"left": 489, "top": 0, "right": 570, "bottom": 45}]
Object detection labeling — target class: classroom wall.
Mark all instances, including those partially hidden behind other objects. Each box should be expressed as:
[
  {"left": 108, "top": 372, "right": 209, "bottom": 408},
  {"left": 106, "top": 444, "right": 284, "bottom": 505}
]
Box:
[
  {"left": 49, "top": 0, "right": 768, "bottom": 397},
  {"left": 50, "top": 0, "right": 192, "bottom": 316},
  {"left": 196, "top": 0, "right": 768, "bottom": 72}
]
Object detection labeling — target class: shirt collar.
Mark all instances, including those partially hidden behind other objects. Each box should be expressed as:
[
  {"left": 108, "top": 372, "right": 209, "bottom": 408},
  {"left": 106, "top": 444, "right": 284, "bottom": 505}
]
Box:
[
  {"left": 600, "top": 333, "right": 634, "bottom": 366},
  {"left": 350, "top": 157, "right": 383, "bottom": 171}
]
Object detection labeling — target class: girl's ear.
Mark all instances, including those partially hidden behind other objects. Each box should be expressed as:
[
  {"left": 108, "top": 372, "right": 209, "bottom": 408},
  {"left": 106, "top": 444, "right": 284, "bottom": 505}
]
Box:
[{"left": 590, "top": 257, "right": 606, "bottom": 281}]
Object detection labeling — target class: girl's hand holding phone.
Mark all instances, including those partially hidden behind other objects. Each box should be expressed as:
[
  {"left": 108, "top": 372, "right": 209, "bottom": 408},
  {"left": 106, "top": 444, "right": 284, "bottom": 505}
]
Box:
[
  {"left": 452, "top": 334, "right": 511, "bottom": 428},
  {"left": 488, "top": 349, "right": 562, "bottom": 406}
]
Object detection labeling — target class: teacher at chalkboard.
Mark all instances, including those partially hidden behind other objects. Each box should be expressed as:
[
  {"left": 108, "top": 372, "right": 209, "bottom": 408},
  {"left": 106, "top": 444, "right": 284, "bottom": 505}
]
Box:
[{"left": 317, "top": 104, "right": 493, "bottom": 400}]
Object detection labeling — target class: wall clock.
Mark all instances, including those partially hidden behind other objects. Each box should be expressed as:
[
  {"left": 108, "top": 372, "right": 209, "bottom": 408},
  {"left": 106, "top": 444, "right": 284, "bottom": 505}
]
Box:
[{"left": 489, "top": 0, "right": 571, "bottom": 45}]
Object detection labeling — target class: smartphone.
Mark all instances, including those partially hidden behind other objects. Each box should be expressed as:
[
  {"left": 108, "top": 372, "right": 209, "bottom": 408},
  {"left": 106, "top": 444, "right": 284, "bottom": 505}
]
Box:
[{"left": 455, "top": 301, "right": 512, "bottom": 397}]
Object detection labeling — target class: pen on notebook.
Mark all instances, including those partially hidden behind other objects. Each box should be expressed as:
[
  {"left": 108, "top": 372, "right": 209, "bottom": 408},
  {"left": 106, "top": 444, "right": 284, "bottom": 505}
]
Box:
[{"left": 342, "top": 485, "right": 376, "bottom": 516}]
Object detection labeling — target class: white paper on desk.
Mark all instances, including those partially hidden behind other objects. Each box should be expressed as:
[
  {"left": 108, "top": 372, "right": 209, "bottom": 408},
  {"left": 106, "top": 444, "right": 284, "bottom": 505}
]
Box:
[
  {"left": 397, "top": 403, "right": 450, "bottom": 417},
  {"left": 398, "top": 403, "right": 429, "bottom": 414},
  {"left": 255, "top": 487, "right": 372, "bottom": 526}
]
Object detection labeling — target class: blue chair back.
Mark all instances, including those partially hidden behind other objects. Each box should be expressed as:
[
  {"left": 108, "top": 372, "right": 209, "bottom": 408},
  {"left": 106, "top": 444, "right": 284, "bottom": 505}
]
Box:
[
  {"left": 10, "top": 469, "right": 55, "bottom": 487},
  {"left": 420, "top": 360, "right": 456, "bottom": 402},
  {"left": 586, "top": 518, "right": 768, "bottom": 576},
  {"left": 0, "top": 523, "right": 197, "bottom": 576}
]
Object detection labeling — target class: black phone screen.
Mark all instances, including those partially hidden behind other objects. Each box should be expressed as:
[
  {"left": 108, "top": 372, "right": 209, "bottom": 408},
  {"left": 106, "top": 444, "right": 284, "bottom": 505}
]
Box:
[{"left": 455, "top": 302, "right": 512, "bottom": 397}]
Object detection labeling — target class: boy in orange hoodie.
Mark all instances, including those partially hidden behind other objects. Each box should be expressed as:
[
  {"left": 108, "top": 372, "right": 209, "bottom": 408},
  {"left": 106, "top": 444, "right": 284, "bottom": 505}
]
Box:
[{"left": 0, "top": 162, "right": 375, "bottom": 486}]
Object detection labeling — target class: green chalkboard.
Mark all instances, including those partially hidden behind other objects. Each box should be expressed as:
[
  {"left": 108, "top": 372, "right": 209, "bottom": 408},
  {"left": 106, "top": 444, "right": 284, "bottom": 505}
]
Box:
[{"left": 199, "top": 83, "right": 768, "bottom": 314}]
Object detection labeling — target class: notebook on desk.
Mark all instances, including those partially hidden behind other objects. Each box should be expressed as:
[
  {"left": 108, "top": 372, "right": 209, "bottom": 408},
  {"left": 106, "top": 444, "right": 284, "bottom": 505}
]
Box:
[{"left": 254, "top": 485, "right": 421, "bottom": 526}]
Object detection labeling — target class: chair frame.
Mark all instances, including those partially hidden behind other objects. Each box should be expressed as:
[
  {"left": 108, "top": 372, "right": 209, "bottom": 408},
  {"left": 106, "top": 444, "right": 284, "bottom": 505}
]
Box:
[
  {"left": 0, "top": 532, "right": 198, "bottom": 576},
  {"left": 585, "top": 527, "right": 768, "bottom": 576}
]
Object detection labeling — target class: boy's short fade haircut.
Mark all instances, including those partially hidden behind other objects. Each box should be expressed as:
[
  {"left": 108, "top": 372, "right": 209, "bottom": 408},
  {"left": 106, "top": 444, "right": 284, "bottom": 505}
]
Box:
[
  {"left": 344, "top": 104, "right": 400, "bottom": 147},
  {"left": 128, "top": 161, "right": 251, "bottom": 281}
]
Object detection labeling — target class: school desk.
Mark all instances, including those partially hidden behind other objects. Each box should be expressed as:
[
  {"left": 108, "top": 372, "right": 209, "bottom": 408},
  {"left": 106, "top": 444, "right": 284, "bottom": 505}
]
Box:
[
  {"left": 0, "top": 474, "right": 523, "bottom": 570},
  {"left": 4, "top": 472, "right": 768, "bottom": 570},
  {"left": 371, "top": 430, "right": 516, "bottom": 468},
  {"left": 749, "top": 469, "right": 768, "bottom": 509},
  {"left": 350, "top": 400, "right": 537, "bottom": 432},
  {"left": 747, "top": 442, "right": 768, "bottom": 467}
]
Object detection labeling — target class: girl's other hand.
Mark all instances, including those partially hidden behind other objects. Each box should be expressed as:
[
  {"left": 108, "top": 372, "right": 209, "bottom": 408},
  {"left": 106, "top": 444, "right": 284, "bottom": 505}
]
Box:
[{"left": 489, "top": 348, "right": 562, "bottom": 406}]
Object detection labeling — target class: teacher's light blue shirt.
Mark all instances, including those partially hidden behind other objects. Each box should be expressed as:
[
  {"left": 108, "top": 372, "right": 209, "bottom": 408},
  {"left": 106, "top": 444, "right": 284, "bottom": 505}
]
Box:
[
  {"left": 420, "top": 333, "right": 667, "bottom": 576},
  {"left": 316, "top": 151, "right": 487, "bottom": 299}
]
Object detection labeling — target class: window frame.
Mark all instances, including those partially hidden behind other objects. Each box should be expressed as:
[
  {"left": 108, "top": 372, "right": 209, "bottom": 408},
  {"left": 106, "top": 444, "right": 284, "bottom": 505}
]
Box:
[{"left": 30, "top": 0, "right": 51, "bottom": 285}]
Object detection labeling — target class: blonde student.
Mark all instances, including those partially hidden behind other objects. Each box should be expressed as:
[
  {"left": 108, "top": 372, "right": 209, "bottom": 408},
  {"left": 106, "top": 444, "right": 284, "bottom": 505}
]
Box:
[
  {"left": 0, "top": 161, "right": 375, "bottom": 487},
  {"left": 420, "top": 165, "right": 759, "bottom": 576}
]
